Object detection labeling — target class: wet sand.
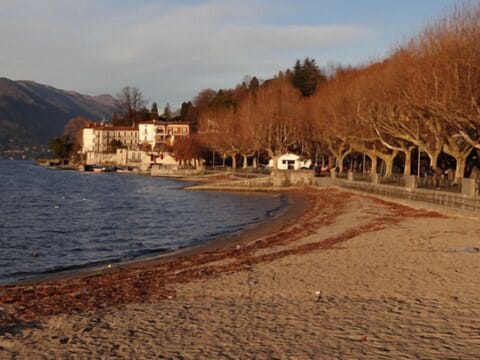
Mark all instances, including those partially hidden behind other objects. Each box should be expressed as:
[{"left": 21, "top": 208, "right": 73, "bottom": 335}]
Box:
[{"left": 1, "top": 187, "right": 480, "bottom": 359}]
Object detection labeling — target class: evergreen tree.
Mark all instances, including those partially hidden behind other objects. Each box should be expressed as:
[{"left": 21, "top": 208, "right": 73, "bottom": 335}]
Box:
[
  {"left": 137, "top": 107, "right": 152, "bottom": 121},
  {"left": 151, "top": 102, "right": 159, "bottom": 120},
  {"left": 290, "top": 58, "right": 326, "bottom": 97},
  {"left": 249, "top": 76, "right": 260, "bottom": 91},
  {"left": 163, "top": 103, "right": 172, "bottom": 120},
  {"left": 180, "top": 102, "right": 188, "bottom": 120}
]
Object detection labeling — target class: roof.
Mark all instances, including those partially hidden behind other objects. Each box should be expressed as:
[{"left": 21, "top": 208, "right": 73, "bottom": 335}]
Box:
[
  {"left": 138, "top": 120, "right": 191, "bottom": 126},
  {"left": 84, "top": 123, "right": 138, "bottom": 131},
  {"left": 278, "top": 153, "right": 300, "bottom": 160},
  {"left": 84, "top": 120, "right": 191, "bottom": 131}
]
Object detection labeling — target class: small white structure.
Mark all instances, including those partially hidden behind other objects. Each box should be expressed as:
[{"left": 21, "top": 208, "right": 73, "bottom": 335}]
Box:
[
  {"left": 154, "top": 152, "right": 178, "bottom": 166},
  {"left": 268, "top": 154, "right": 312, "bottom": 170}
]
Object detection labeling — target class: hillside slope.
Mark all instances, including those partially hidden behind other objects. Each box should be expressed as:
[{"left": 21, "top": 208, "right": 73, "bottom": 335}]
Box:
[{"left": 0, "top": 78, "right": 118, "bottom": 146}]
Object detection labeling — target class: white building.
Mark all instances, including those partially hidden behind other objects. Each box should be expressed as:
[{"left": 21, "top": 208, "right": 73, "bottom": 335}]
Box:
[
  {"left": 138, "top": 121, "right": 190, "bottom": 151},
  {"left": 82, "top": 127, "right": 95, "bottom": 153},
  {"left": 268, "top": 154, "right": 312, "bottom": 170},
  {"left": 81, "top": 123, "right": 139, "bottom": 153},
  {"left": 81, "top": 121, "right": 192, "bottom": 169},
  {"left": 138, "top": 121, "right": 159, "bottom": 150}
]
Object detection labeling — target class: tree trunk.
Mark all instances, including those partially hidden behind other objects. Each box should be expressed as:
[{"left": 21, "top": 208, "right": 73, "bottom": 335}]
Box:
[
  {"left": 377, "top": 151, "right": 398, "bottom": 177},
  {"left": 253, "top": 156, "right": 257, "bottom": 169},
  {"left": 271, "top": 152, "right": 281, "bottom": 170},
  {"left": 369, "top": 154, "right": 377, "bottom": 174},
  {"left": 384, "top": 157, "right": 394, "bottom": 177},
  {"left": 455, "top": 156, "right": 467, "bottom": 183},
  {"left": 328, "top": 155, "right": 335, "bottom": 168},
  {"left": 242, "top": 155, "right": 248, "bottom": 169},
  {"left": 338, "top": 155, "right": 345, "bottom": 174},
  {"left": 328, "top": 142, "right": 350, "bottom": 173},
  {"left": 266, "top": 149, "right": 280, "bottom": 170},
  {"left": 426, "top": 150, "right": 440, "bottom": 169},
  {"left": 403, "top": 149, "right": 412, "bottom": 176},
  {"left": 443, "top": 142, "right": 472, "bottom": 184},
  {"left": 338, "top": 152, "right": 351, "bottom": 174},
  {"left": 231, "top": 155, "right": 237, "bottom": 169}
]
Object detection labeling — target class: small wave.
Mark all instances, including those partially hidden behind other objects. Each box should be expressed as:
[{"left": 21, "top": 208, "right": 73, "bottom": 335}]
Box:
[
  {"left": 44, "top": 229, "right": 72, "bottom": 235},
  {"left": 2, "top": 257, "right": 124, "bottom": 284},
  {"left": 121, "top": 247, "right": 170, "bottom": 260}
]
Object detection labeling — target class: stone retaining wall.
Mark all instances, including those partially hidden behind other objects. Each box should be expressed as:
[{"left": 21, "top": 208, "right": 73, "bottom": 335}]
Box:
[
  {"left": 182, "top": 167, "right": 480, "bottom": 212},
  {"left": 319, "top": 177, "right": 480, "bottom": 212},
  {"left": 271, "top": 170, "right": 315, "bottom": 187},
  {"left": 151, "top": 167, "right": 204, "bottom": 177}
]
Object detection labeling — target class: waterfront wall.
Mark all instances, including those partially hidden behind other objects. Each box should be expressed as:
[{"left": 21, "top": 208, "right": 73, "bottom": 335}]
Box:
[
  {"left": 269, "top": 169, "right": 480, "bottom": 212},
  {"left": 151, "top": 165, "right": 204, "bottom": 177},
  {"left": 315, "top": 174, "right": 480, "bottom": 212},
  {"left": 85, "top": 152, "right": 117, "bottom": 166},
  {"left": 174, "top": 166, "right": 480, "bottom": 212},
  {"left": 85, "top": 149, "right": 151, "bottom": 172},
  {"left": 271, "top": 170, "right": 315, "bottom": 187}
]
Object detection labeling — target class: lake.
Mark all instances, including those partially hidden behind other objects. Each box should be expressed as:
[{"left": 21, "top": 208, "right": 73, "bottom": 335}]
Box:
[{"left": 0, "top": 160, "right": 284, "bottom": 284}]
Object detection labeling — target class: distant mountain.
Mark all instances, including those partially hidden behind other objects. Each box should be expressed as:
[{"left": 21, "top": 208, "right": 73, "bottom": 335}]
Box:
[{"left": 0, "top": 78, "right": 119, "bottom": 147}]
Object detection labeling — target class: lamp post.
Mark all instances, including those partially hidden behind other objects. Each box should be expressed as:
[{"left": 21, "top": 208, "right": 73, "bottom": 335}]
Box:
[{"left": 417, "top": 147, "right": 421, "bottom": 177}]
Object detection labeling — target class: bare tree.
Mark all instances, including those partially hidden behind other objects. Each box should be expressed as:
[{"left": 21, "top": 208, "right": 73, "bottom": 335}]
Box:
[
  {"left": 253, "top": 75, "right": 303, "bottom": 168},
  {"left": 63, "top": 116, "right": 93, "bottom": 151},
  {"left": 116, "top": 86, "right": 146, "bottom": 125}
]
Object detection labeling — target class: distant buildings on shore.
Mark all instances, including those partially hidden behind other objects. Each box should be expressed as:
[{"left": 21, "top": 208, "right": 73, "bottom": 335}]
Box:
[{"left": 82, "top": 120, "right": 191, "bottom": 171}]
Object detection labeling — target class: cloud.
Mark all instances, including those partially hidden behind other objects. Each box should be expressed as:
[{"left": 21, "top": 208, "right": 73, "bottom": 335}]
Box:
[{"left": 0, "top": 0, "right": 375, "bottom": 107}]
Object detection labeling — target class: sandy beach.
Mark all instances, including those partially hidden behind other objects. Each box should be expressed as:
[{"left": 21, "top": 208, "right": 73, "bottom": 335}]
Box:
[{"left": 1, "top": 187, "right": 480, "bottom": 359}]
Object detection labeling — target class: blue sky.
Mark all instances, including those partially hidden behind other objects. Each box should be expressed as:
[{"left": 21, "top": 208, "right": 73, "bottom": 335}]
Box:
[{"left": 0, "top": 0, "right": 457, "bottom": 110}]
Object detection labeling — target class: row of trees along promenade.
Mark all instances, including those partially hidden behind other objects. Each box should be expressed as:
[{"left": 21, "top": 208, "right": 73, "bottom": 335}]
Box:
[{"left": 192, "top": 2, "right": 480, "bottom": 191}]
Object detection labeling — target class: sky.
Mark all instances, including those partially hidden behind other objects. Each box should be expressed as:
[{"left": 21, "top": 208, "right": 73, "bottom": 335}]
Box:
[{"left": 0, "top": 0, "right": 458, "bottom": 109}]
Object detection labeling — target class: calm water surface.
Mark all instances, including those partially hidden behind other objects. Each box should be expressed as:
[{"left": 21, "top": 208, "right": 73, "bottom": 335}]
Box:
[{"left": 0, "top": 160, "right": 284, "bottom": 284}]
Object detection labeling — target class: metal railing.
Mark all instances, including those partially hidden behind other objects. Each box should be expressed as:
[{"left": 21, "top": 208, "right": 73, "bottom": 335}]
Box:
[
  {"left": 353, "top": 172, "right": 372, "bottom": 182},
  {"left": 380, "top": 174, "right": 406, "bottom": 187},
  {"left": 415, "top": 176, "right": 461, "bottom": 193}
]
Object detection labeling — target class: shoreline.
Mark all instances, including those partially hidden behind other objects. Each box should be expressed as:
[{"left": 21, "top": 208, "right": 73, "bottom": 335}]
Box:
[
  {"left": 0, "top": 165, "right": 283, "bottom": 286},
  {"left": 0, "top": 186, "right": 317, "bottom": 325},
  {"left": 2, "top": 187, "right": 480, "bottom": 358},
  {"left": 3, "top": 163, "right": 477, "bottom": 288},
  {"left": 9, "top": 188, "right": 308, "bottom": 287}
]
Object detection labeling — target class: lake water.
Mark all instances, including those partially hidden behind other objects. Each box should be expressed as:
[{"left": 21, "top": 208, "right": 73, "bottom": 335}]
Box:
[{"left": 0, "top": 160, "right": 284, "bottom": 284}]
